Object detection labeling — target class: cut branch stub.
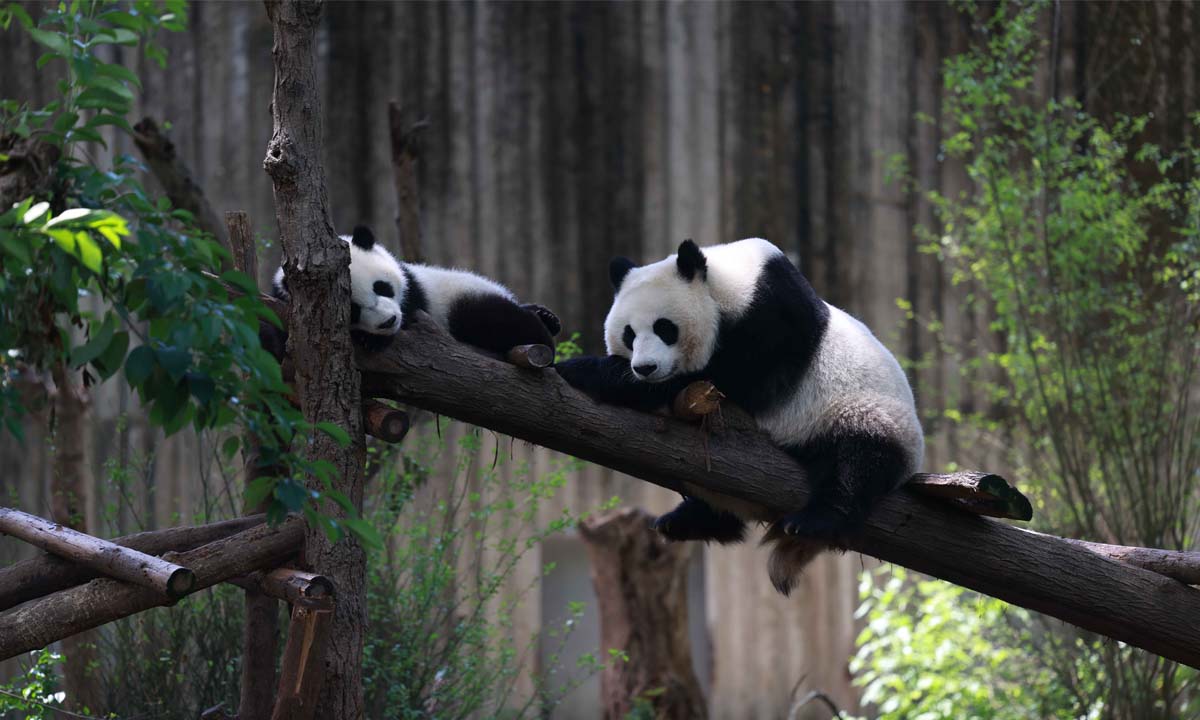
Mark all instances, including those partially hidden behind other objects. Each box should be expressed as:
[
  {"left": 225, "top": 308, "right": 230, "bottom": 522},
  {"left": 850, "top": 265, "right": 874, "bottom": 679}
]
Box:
[
  {"left": 363, "top": 399, "right": 410, "bottom": 443},
  {"left": 672, "top": 381, "right": 725, "bottom": 422},
  {"left": 0, "top": 507, "right": 195, "bottom": 598},
  {"left": 231, "top": 568, "right": 336, "bottom": 606},
  {"left": 506, "top": 343, "right": 554, "bottom": 369},
  {"left": 907, "top": 471, "right": 1033, "bottom": 521}
]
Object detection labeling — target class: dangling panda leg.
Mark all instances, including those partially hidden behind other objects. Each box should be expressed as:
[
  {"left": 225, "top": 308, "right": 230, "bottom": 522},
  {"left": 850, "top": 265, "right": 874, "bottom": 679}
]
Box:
[
  {"left": 777, "top": 434, "right": 908, "bottom": 543},
  {"left": 653, "top": 496, "right": 746, "bottom": 544}
]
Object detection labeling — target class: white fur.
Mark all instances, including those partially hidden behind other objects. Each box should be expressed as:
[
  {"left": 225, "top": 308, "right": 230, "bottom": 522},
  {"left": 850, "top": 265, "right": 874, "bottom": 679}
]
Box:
[
  {"left": 757, "top": 305, "right": 925, "bottom": 469},
  {"left": 405, "top": 263, "right": 514, "bottom": 326},
  {"left": 603, "top": 238, "right": 780, "bottom": 381}
]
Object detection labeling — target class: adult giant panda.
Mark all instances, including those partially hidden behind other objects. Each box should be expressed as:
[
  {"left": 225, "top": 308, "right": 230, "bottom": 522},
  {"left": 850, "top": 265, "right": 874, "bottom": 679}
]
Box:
[
  {"left": 556, "top": 238, "right": 923, "bottom": 594},
  {"left": 266, "top": 225, "right": 560, "bottom": 356}
]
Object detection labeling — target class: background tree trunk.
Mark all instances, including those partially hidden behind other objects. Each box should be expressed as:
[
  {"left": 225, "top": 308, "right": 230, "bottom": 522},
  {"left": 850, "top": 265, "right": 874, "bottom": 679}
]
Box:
[
  {"left": 263, "top": 1, "right": 367, "bottom": 717},
  {"left": 580, "top": 508, "right": 707, "bottom": 720}
]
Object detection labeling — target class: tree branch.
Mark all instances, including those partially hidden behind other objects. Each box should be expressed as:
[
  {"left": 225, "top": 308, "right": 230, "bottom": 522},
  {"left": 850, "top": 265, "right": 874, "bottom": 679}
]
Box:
[
  {"left": 0, "top": 518, "right": 304, "bottom": 660},
  {"left": 131, "top": 117, "right": 231, "bottom": 266},
  {"left": 357, "top": 316, "right": 1200, "bottom": 670}
]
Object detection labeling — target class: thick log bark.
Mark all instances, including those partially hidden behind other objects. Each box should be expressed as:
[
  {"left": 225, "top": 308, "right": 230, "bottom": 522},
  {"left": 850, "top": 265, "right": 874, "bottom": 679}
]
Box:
[
  {"left": 0, "top": 515, "right": 265, "bottom": 611},
  {"left": 579, "top": 508, "right": 707, "bottom": 720},
  {"left": 263, "top": 1, "right": 367, "bottom": 716},
  {"left": 1061, "top": 538, "right": 1200, "bottom": 587},
  {"left": 0, "top": 135, "right": 60, "bottom": 207},
  {"left": 357, "top": 316, "right": 1200, "bottom": 670},
  {"left": 132, "top": 117, "right": 231, "bottom": 265},
  {"left": 0, "top": 507, "right": 195, "bottom": 598},
  {"left": 230, "top": 568, "right": 336, "bottom": 605},
  {"left": 362, "top": 399, "right": 409, "bottom": 443},
  {"left": 271, "top": 601, "right": 335, "bottom": 720},
  {"left": 0, "top": 518, "right": 304, "bottom": 660}
]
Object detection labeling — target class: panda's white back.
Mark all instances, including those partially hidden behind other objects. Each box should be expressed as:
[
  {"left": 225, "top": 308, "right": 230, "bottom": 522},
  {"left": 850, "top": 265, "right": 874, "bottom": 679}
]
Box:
[
  {"left": 757, "top": 304, "right": 924, "bottom": 474},
  {"left": 404, "top": 264, "right": 514, "bottom": 326}
]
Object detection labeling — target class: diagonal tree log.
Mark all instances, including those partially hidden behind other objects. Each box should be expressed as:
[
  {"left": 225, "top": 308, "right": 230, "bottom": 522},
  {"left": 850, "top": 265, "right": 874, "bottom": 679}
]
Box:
[
  {"left": 357, "top": 316, "right": 1200, "bottom": 670},
  {"left": 0, "top": 518, "right": 304, "bottom": 660}
]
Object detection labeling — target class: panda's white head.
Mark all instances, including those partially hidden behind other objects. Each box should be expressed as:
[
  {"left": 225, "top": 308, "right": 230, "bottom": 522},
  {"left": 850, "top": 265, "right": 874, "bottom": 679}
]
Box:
[
  {"left": 603, "top": 240, "right": 719, "bottom": 382},
  {"left": 346, "top": 226, "right": 406, "bottom": 338}
]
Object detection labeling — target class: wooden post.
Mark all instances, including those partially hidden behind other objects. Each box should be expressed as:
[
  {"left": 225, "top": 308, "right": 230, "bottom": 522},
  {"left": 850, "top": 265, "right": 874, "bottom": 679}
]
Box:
[
  {"left": 580, "top": 508, "right": 708, "bottom": 720},
  {"left": 271, "top": 600, "right": 335, "bottom": 720},
  {"left": 0, "top": 507, "right": 195, "bottom": 597}
]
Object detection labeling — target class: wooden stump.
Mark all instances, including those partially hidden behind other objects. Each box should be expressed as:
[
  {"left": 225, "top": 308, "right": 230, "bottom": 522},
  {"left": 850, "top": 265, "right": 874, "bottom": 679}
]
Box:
[{"left": 579, "top": 508, "right": 708, "bottom": 720}]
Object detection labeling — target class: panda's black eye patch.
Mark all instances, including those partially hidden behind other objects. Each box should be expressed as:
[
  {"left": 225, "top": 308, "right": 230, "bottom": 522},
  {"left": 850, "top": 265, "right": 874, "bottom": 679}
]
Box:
[
  {"left": 653, "top": 318, "right": 679, "bottom": 346},
  {"left": 622, "top": 325, "right": 636, "bottom": 350},
  {"left": 373, "top": 280, "right": 395, "bottom": 298},
  {"left": 350, "top": 302, "right": 362, "bottom": 324}
]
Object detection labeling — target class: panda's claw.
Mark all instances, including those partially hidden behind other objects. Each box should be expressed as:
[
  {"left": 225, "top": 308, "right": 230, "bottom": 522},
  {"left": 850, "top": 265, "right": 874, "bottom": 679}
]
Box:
[{"left": 776, "top": 507, "right": 847, "bottom": 542}]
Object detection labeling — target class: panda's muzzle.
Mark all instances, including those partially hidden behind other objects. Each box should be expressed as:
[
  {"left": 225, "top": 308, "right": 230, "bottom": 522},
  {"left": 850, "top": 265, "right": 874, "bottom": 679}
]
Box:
[{"left": 377, "top": 315, "right": 398, "bottom": 330}]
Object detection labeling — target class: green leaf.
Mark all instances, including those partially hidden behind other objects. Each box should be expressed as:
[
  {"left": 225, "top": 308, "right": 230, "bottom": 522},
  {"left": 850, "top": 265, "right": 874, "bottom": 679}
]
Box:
[
  {"left": 186, "top": 373, "right": 215, "bottom": 404},
  {"left": 0, "top": 230, "right": 32, "bottom": 265},
  {"left": 221, "top": 435, "right": 241, "bottom": 460},
  {"left": 70, "top": 316, "right": 117, "bottom": 368},
  {"left": 315, "top": 421, "right": 351, "bottom": 447},
  {"left": 275, "top": 479, "right": 311, "bottom": 512},
  {"left": 75, "top": 232, "right": 103, "bottom": 273},
  {"left": 92, "top": 331, "right": 129, "bottom": 380},
  {"left": 342, "top": 517, "right": 383, "bottom": 551},
  {"left": 46, "top": 208, "right": 94, "bottom": 227},
  {"left": 219, "top": 269, "right": 259, "bottom": 294},
  {"left": 124, "top": 345, "right": 156, "bottom": 385},
  {"left": 155, "top": 347, "right": 190, "bottom": 381},
  {"left": 244, "top": 476, "right": 276, "bottom": 511},
  {"left": 26, "top": 28, "right": 70, "bottom": 57},
  {"left": 23, "top": 202, "right": 50, "bottom": 225},
  {"left": 93, "top": 61, "right": 143, "bottom": 89}
]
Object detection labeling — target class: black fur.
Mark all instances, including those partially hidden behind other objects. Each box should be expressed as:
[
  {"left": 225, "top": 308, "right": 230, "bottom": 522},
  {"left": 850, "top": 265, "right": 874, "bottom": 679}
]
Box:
[
  {"left": 555, "top": 355, "right": 698, "bottom": 413},
  {"left": 351, "top": 225, "right": 375, "bottom": 249},
  {"left": 520, "top": 303, "right": 562, "bottom": 337},
  {"left": 653, "top": 495, "right": 746, "bottom": 544},
  {"left": 609, "top": 257, "right": 635, "bottom": 290},
  {"left": 675, "top": 239, "right": 707, "bottom": 281},
  {"left": 446, "top": 294, "right": 556, "bottom": 356},
  {"left": 399, "top": 266, "right": 428, "bottom": 324}
]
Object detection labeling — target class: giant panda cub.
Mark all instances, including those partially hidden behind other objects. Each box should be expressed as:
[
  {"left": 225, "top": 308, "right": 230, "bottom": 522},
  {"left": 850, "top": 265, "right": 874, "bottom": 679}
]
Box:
[
  {"left": 267, "top": 225, "right": 560, "bottom": 356},
  {"left": 556, "top": 238, "right": 923, "bottom": 594}
]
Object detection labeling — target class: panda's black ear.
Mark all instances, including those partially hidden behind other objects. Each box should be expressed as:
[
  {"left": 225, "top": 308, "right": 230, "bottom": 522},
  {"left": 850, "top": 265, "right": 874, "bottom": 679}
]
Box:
[
  {"left": 351, "top": 225, "right": 376, "bottom": 250},
  {"left": 676, "top": 239, "right": 707, "bottom": 282},
  {"left": 609, "top": 257, "right": 636, "bottom": 291}
]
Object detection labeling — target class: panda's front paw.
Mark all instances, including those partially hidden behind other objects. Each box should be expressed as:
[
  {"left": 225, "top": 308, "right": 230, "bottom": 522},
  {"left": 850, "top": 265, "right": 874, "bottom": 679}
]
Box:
[
  {"left": 653, "top": 497, "right": 746, "bottom": 544},
  {"left": 521, "top": 303, "right": 562, "bottom": 337}
]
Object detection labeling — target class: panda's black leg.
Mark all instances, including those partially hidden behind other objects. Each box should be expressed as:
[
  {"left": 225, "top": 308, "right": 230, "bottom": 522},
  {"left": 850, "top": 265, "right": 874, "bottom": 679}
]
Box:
[
  {"left": 776, "top": 435, "right": 907, "bottom": 543},
  {"left": 654, "top": 496, "right": 746, "bottom": 544},
  {"left": 446, "top": 295, "right": 556, "bottom": 355},
  {"left": 556, "top": 355, "right": 698, "bottom": 413}
]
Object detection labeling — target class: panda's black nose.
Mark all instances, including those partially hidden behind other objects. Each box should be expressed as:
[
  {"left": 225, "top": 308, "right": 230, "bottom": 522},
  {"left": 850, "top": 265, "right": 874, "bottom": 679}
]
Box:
[
  {"left": 377, "top": 315, "right": 398, "bottom": 330},
  {"left": 633, "top": 363, "right": 657, "bottom": 377}
]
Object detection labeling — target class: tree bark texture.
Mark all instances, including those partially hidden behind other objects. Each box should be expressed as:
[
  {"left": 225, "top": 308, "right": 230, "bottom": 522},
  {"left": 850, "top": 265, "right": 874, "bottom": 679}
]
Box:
[
  {"left": 358, "top": 317, "right": 1200, "bottom": 670},
  {"left": 579, "top": 508, "right": 707, "bottom": 720},
  {"left": 0, "top": 515, "right": 264, "bottom": 611},
  {"left": 263, "top": 1, "right": 367, "bottom": 716},
  {"left": 0, "top": 518, "right": 304, "bottom": 660}
]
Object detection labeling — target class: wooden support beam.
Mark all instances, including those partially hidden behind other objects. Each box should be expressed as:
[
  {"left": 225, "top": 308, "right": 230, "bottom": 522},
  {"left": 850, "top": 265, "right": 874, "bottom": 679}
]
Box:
[
  {"left": 0, "top": 515, "right": 264, "bottom": 612},
  {"left": 271, "top": 600, "right": 335, "bottom": 720},
  {"left": 1060, "top": 538, "right": 1200, "bottom": 587},
  {"left": 230, "top": 568, "right": 336, "bottom": 605},
  {"left": 357, "top": 315, "right": 1200, "bottom": 670},
  {"left": 0, "top": 518, "right": 304, "bottom": 660},
  {"left": 0, "top": 507, "right": 195, "bottom": 598}
]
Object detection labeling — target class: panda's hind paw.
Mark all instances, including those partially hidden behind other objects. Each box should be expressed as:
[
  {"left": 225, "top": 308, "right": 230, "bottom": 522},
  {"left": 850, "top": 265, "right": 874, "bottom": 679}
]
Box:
[{"left": 777, "top": 506, "right": 851, "bottom": 542}]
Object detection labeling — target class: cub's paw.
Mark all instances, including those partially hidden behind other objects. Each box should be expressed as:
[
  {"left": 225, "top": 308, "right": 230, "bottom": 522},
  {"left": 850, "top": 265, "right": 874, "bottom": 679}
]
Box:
[
  {"left": 653, "top": 498, "right": 746, "bottom": 544},
  {"left": 521, "top": 303, "right": 562, "bottom": 337}
]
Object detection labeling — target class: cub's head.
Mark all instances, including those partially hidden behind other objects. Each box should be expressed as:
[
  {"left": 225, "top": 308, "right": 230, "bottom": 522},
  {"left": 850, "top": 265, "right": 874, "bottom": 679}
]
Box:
[
  {"left": 604, "top": 240, "right": 719, "bottom": 382},
  {"left": 346, "top": 225, "right": 405, "bottom": 338}
]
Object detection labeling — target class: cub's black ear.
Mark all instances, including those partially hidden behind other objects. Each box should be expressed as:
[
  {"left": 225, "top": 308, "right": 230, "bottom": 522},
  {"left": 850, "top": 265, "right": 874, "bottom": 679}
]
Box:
[
  {"left": 609, "top": 257, "right": 636, "bottom": 291},
  {"left": 351, "top": 225, "right": 376, "bottom": 250},
  {"left": 676, "top": 239, "right": 706, "bottom": 281}
]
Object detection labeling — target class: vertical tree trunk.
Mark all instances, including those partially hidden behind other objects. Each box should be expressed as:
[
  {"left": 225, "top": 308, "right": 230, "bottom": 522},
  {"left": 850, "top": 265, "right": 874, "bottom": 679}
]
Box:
[
  {"left": 579, "top": 508, "right": 707, "bottom": 720},
  {"left": 263, "top": 2, "right": 367, "bottom": 717},
  {"left": 50, "top": 363, "right": 102, "bottom": 713}
]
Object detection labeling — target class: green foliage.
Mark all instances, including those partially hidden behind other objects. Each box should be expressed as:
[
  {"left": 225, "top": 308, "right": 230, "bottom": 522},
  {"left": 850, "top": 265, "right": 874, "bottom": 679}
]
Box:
[
  {"left": 874, "top": 1, "right": 1200, "bottom": 717},
  {"left": 553, "top": 331, "right": 584, "bottom": 363},
  {"left": 361, "top": 429, "right": 608, "bottom": 719},
  {"left": 0, "top": 650, "right": 66, "bottom": 720},
  {"left": 0, "top": 0, "right": 376, "bottom": 545}
]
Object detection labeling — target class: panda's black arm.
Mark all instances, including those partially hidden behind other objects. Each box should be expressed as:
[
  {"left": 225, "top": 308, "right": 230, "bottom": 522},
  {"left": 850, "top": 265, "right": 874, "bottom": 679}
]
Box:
[{"left": 555, "top": 355, "right": 698, "bottom": 413}]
